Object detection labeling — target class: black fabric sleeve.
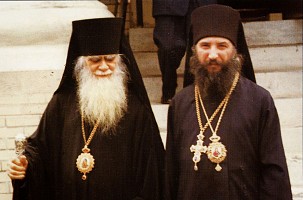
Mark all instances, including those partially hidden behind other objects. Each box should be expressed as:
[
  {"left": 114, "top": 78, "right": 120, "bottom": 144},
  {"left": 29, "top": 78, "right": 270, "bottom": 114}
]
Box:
[
  {"left": 132, "top": 109, "right": 165, "bottom": 200},
  {"left": 258, "top": 94, "right": 292, "bottom": 199},
  {"left": 165, "top": 100, "right": 179, "bottom": 200}
]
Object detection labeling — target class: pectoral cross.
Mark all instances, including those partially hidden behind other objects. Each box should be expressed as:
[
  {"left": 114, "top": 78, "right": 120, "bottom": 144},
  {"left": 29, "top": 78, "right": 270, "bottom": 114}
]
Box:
[{"left": 190, "top": 133, "right": 207, "bottom": 171}]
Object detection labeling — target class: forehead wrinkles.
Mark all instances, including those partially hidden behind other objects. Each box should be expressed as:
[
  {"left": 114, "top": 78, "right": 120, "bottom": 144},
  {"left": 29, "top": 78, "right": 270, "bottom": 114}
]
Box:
[{"left": 198, "top": 37, "right": 233, "bottom": 45}]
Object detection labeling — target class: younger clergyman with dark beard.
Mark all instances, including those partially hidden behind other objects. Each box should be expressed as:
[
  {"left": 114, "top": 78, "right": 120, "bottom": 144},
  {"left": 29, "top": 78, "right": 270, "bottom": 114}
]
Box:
[
  {"left": 8, "top": 18, "right": 165, "bottom": 200},
  {"left": 165, "top": 4, "right": 292, "bottom": 200}
]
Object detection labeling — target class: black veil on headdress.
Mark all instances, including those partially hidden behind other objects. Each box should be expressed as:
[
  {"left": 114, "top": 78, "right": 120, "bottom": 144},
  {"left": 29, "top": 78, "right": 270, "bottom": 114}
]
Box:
[
  {"left": 191, "top": 4, "right": 256, "bottom": 83},
  {"left": 54, "top": 17, "right": 154, "bottom": 112}
]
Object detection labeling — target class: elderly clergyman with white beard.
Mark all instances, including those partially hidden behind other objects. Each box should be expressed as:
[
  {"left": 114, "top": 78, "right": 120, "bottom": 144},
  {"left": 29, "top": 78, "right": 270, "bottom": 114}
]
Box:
[{"left": 7, "top": 17, "right": 165, "bottom": 200}]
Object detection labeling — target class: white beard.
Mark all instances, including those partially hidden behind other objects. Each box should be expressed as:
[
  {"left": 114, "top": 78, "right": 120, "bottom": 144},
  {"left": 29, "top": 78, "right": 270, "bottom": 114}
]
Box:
[{"left": 75, "top": 57, "right": 128, "bottom": 133}]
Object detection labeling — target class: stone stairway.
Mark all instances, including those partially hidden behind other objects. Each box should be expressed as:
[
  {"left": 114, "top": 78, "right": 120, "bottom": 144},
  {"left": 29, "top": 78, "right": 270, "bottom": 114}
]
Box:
[{"left": 0, "top": 1, "right": 302, "bottom": 199}]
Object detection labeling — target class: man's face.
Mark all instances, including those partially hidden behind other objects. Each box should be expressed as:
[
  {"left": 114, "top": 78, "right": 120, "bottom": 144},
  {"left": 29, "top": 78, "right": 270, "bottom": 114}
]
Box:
[
  {"left": 84, "top": 54, "right": 118, "bottom": 78},
  {"left": 195, "top": 37, "right": 236, "bottom": 74}
]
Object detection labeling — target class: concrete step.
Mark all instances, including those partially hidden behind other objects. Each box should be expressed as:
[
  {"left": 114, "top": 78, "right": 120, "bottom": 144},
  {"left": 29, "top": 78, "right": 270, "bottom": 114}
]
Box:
[
  {"left": 129, "top": 20, "right": 303, "bottom": 52},
  {"left": 0, "top": 45, "right": 67, "bottom": 72},
  {"left": 0, "top": 1, "right": 114, "bottom": 47}
]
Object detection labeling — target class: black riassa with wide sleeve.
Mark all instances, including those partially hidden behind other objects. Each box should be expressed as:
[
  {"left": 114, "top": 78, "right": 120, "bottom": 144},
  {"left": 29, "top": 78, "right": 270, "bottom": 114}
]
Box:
[
  {"left": 165, "top": 77, "right": 292, "bottom": 200},
  {"left": 13, "top": 91, "right": 165, "bottom": 200}
]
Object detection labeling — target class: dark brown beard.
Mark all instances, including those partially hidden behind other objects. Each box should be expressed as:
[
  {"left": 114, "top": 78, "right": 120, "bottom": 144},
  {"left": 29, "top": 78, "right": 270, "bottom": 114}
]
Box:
[{"left": 190, "top": 52, "right": 242, "bottom": 101}]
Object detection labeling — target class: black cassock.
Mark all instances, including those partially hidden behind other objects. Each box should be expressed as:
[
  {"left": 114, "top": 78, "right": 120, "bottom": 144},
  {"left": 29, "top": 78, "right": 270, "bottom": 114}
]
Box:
[
  {"left": 165, "top": 77, "right": 292, "bottom": 200},
  {"left": 13, "top": 91, "right": 165, "bottom": 200}
]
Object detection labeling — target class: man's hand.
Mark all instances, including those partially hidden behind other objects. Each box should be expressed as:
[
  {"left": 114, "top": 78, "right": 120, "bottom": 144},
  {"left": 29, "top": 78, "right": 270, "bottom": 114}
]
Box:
[{"left": 7, "top": 155, "right": 28, "bottom": 180}]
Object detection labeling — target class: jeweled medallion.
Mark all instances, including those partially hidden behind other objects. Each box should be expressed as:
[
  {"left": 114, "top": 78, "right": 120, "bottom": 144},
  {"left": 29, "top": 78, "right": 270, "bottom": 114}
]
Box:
[
  {"left": 207, "top": 140, "right": 227, "bottom": 172},
  {"left": 76, "top": 147, "right": 95, "bottom": 180}
]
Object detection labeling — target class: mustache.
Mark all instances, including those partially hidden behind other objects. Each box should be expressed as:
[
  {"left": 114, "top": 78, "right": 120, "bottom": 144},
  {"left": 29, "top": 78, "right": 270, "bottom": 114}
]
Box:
[{"left": 207, "top": 59, "right": 222, "bottom": 66}]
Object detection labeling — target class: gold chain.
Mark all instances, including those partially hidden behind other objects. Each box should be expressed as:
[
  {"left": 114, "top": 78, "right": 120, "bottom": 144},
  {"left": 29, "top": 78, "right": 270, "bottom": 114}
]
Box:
[
  {"left": 198, "top": 72, "right": 240, "bottom": 136},
  {"left": 76, "top": 112, "right": 101, "bottom": 180},
  {"left": 81, "top": 112, "right": 100, "bottom": 147},
  {"left": 195, "top": 86, "right": 227, "bottom": 133},
  {"left": 191, "top": 72, "right": 240, "bottom": 172}
]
